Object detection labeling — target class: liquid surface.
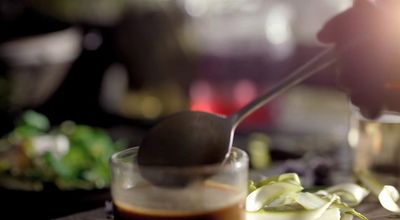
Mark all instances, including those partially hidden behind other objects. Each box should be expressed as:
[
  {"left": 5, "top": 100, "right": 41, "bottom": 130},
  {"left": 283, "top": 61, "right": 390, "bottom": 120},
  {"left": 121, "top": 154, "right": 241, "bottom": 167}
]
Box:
[
  {"left": 114, "top": 201, "right": 244, "bottom": 220},
  {"left": 112, "top": 181, "right": 245, "bottom": 220}
]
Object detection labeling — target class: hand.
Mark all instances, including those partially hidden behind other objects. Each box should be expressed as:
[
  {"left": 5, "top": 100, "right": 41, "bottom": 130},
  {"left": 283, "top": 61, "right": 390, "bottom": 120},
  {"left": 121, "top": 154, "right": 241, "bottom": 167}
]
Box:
[{"left": 318, "top": 0, "right": 400, "bottom": 118}]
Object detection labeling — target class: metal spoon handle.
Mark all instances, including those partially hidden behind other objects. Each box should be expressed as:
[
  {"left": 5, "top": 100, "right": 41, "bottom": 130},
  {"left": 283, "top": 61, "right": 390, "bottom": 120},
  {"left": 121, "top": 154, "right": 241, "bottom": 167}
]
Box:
[{"left": 229, "top": 46, "right": 337, "bottom": 127}]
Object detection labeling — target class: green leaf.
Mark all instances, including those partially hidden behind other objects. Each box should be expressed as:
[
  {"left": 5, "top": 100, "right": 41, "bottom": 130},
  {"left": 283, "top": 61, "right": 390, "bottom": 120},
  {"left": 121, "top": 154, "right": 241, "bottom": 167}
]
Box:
[
  {"left": 246, "top": 173, "right": 370, "bottom": 220},
  {"left": 246, "top": 195, "right": 338, "bottom": 220},
  {"left": 378, "top": 185, "right": 400, "bottom": 213},
  {"left": 257, "top": 173, "right": 302, "bottom": 187},
  {"left": 18, "top": 111, "right": 50, "bottom": 132},
  {"left": 324, "top": 183, "right": 369, "bottom": 207},
  {"left": 246, "top": 182, "right": 303, "bottom": 211}
]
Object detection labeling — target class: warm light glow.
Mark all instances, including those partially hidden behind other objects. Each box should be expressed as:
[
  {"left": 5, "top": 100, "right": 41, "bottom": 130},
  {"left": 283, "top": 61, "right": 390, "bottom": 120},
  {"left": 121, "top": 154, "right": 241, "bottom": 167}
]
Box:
[
  {"left": 366, "top": 123, "right": 383, "bottom": 155},
  {"left": 265, "top": 4, "right": 292, "bottom": 45},
  {"left": 141, "top": 96, "right": 163, "bottom": 119},
  {"left": 233, "top": 79, "right": 257, "bottom": 107},
  {"left": 337, "top": 0, "right": 353, "bottom": 11},
  {"left": 184, "top": 0, "right": 209, "bottom": 17},
  {"left": 189, "top": 80, "right": 216, "bottom": 113},
  {"left": 190, "top": 80, "right": 212, "bottom": 101},
  {"left": 190, "top": 101, "right": 215, "bottom": 113},
  {"left": 348, "top": 127, "right": 359, "bottom": 148},
  {"left": 248, "top": 133, "right": 271, "bottom": 169}
]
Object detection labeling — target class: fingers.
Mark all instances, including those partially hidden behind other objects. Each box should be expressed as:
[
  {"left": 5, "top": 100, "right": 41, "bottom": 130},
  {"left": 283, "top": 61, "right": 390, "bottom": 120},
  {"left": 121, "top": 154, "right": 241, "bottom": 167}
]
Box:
[
  {"left": 337, "top": 41, "right": 387, "bottom": 119},
  {"left": 317, "top": 9, "right": 353, "bottom": 43},
  {"left": 318, "top": 0, "right": 400, "bottom": 117},
  {"left": 350, "top": 91, "right": 384, "bottom": 120},
  {"left": 317, "top": 0, "right": 376, "bottom": 44}
]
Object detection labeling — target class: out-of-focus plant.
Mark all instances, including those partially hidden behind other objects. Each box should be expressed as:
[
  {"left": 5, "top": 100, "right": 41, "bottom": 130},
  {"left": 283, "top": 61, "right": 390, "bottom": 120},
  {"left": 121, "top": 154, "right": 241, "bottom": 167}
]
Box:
[{"left": 0, "top": 111, "right": 123, "bottom": 191}]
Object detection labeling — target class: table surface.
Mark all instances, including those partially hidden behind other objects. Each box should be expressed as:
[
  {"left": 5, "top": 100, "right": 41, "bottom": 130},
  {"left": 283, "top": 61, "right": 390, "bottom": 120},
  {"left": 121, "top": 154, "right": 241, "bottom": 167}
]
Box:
[{"left": 57, "top": 200, "right": 400, "bottom": 220}]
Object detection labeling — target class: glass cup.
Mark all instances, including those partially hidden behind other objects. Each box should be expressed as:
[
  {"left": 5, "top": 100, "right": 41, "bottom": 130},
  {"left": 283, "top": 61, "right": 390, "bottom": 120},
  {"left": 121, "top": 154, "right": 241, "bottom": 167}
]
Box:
[
  {"left": 110, "top": 146, "right": 248, "bottom": 220},
  {"left": 348, "top": 107, "right": 400, "bottom": 187}
]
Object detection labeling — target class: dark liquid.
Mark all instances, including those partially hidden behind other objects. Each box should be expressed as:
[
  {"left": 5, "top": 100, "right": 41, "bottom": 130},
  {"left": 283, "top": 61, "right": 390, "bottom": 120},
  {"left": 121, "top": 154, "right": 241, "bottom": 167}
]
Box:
[{"left": 113, "top": 201, "right": 244, "bottom": 220}]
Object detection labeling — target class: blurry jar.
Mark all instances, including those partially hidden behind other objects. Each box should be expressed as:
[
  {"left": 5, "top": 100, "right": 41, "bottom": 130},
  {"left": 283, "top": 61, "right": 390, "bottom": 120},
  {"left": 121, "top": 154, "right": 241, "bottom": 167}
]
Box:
[{"left": 348, "top": 106, "right": 400, "bottom": 187}]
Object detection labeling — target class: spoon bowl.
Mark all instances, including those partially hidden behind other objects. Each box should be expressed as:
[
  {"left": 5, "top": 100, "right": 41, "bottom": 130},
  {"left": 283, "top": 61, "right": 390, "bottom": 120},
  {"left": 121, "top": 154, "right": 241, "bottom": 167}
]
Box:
[{"left": 138, "top": 111, "right": 233, "bottom": 167}]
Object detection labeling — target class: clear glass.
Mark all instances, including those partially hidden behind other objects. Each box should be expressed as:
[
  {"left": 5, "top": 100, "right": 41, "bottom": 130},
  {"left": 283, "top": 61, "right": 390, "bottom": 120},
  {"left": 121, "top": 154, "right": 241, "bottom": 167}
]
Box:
[
  {"left": 348, "top": 107, "right": 400, "bottom": 187},
  {"left": 110, "top": 146, "right": 248, "bottom": 220}
]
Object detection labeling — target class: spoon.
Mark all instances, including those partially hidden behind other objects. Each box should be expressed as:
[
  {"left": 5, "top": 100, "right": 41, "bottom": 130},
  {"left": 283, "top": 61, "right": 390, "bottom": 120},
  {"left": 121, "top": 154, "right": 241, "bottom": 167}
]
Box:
[{"left": 138, "top": 47, "right": 337, "bottom": 186}]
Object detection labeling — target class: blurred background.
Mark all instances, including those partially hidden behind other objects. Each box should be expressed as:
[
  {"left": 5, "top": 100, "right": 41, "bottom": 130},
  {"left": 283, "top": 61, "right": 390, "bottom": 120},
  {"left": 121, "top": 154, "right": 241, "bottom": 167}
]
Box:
[
  {"left": 0, "top": 0, "right": 354, "bottom": 138},
  {"left": 0, "top": 0, "right": 356, "bottom": 218}
]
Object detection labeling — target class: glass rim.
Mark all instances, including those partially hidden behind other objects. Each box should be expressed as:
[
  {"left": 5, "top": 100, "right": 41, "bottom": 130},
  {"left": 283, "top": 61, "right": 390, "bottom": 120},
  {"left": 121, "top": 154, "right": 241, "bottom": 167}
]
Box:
[{"left": 110, "top": 146, "right": 248, "bottom": 171}]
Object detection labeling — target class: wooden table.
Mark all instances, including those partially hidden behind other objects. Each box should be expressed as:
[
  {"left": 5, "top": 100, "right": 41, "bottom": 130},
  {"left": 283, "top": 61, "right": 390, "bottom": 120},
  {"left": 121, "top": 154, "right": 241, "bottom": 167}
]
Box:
[{"left": 57, "top": 200, "right": 400, "bottom": 220}]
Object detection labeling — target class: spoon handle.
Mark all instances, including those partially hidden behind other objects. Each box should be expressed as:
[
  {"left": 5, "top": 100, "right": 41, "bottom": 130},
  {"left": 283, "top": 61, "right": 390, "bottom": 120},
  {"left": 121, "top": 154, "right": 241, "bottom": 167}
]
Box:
[{"left": 229, "top": 46, "right": 337, "bottom": 127}]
